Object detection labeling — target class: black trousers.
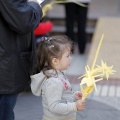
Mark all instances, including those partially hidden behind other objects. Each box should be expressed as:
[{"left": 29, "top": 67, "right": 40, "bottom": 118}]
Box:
[{"left": 65, "top": 3, "right": 88, "bottom": 54}]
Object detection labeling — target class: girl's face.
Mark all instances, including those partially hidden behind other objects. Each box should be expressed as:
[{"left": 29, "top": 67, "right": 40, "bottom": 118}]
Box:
[{"left": 52, "top": 47, "right": 72, "bottom": 71}]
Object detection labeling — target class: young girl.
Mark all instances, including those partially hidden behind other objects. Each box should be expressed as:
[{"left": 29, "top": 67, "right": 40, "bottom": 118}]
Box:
[{"left": 30, "top": 35, "right": 85, "bottom": 120}]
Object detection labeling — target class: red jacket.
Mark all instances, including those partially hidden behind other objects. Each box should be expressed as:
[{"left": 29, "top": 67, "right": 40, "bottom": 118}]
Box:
[{"left": 34, "top": 21, "right": 53, "bottom": 36}]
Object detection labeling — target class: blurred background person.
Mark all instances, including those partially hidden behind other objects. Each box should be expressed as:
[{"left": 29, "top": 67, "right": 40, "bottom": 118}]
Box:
[{"left": 64, "top": 0, "right": 91, "bottom": 54}]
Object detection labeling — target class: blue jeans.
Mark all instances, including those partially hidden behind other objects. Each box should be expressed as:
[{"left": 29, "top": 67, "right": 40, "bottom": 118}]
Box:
[{"left": 0, "top": 94, "right": 18, "bottom": 120}]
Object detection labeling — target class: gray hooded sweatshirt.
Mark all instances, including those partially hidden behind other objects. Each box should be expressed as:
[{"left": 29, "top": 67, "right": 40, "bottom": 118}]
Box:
[{"left": 30, "top": 70, "right": 77, "bottom": 120}]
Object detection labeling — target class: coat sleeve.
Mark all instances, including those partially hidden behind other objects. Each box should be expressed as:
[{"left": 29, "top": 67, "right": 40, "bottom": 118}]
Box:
[
  {"left": 45, "top": 78, "right": 77, "bottom": 115},
  {"left": 0, "top": 0, "right": 42, "bottom": 34}
]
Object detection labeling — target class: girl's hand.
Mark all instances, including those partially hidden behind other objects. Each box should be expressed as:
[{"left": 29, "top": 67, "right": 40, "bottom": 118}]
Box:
[
  {"left": 74, "top": 91, "right": 82, "bottom": 100},
  {"left": 75, "top": 100, "right": 85, "bottom": 111}
]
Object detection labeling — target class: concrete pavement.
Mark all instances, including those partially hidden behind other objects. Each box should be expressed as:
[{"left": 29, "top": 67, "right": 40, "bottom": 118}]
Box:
[{"left": 15, "top": 80, "right": 120, "bottom": 120}]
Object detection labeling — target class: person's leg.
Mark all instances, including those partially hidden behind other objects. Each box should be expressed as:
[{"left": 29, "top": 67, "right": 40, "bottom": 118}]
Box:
[
  {"left": 77, "top": 3, "right": 88, "bottom": 54},
  {"left": 0, "top": 94, "right": 18, "bottom": 120},
  {"left": 65, "top": 3, "right": 76, "bottom": 41}
]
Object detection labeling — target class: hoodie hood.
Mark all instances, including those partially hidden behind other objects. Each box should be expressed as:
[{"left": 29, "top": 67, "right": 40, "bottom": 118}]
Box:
[
  {"left": 30, "top": 71, "right": 46, "bottom": 96},
  {"left": 30, "top": 70, "right": 60, "bottom": 96}
]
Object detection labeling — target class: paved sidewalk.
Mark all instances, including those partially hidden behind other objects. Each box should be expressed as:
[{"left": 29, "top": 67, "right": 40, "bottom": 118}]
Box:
[{"left": 14, "top": 78, "right": 120, "bottom": 120}]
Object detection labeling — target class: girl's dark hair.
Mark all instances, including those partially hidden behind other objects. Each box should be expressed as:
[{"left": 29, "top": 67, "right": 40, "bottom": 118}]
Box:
[{"left": 34, "top": 35, "right": 73, "bottom": 74}]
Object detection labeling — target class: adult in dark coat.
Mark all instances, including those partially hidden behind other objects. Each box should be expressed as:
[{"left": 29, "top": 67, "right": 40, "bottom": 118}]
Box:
[
  {"left": 64, "top": 1, "right": 90, "bottom": 54},
  {"left": 0, "top": 0, "right": 43, "bottom": 120}
]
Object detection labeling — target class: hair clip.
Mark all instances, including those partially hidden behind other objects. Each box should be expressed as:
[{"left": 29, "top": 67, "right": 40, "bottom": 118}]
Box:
[
  {"left": 49, "top": 45, "right": 54, "bottom": 48},
  {"left": 45, "top": 37, "right": 47, "bottom": 40},
  {"left": 42, "top": 37, "right": 47, "bottom": 41},
  {"left": 47, "top": 38, "right": 52, "bottom": 42}
]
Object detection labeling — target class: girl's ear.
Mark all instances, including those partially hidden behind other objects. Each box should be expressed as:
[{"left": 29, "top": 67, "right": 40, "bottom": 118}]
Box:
[{"left": 52, "top": 57, "right": 59, "bottom": 66}]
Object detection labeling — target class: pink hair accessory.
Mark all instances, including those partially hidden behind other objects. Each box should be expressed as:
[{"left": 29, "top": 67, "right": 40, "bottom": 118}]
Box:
[{"left": 41, "top": 37, "right": 47, "bottom": 41}]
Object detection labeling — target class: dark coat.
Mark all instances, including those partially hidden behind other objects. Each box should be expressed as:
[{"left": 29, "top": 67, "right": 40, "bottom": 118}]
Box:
[{"left": 0, "top": 0, "right": 42, "bottom": 94}]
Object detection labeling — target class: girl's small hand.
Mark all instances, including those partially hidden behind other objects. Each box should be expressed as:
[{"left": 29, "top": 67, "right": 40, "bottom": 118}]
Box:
[
  {"left": 75, "top": 100, "right": 85, "bottom": 111},
  {"left": 74, "top": 91, "right": 82, "bottom": 100}
]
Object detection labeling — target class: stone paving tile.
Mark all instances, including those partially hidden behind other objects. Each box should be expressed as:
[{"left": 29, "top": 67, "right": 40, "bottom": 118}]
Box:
[
  {"left": 15, "top": 92, "right": 43, "bottom": 120},
  {"left": 77, "top": 109, "right": 120, "bottom": 120},
  {"left": 77, "top": 98, "right": 120, "bottom": 120}
]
